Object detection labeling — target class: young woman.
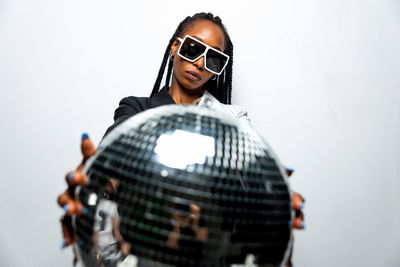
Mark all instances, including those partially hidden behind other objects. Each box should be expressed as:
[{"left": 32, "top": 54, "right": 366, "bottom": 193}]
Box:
[{"left": 58, "top": 12, "right": 304, "bottom": 267}]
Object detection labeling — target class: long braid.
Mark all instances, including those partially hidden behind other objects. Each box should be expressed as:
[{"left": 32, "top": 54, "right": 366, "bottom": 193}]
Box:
[
  {"left": 151, "top": 12, "right": 234, "bottom": 105},
  {"left": 165, "top": 56, "right": 173, "bottom": 88},
  {"left": 223, "top": 40, "right": 233, "bottom": 104},
  {"left": 150, "top": 37, "right": 174, "bottom": 98}
]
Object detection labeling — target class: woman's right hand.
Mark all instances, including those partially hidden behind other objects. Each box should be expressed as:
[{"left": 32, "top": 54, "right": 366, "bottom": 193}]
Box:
[{"left": 57, "top": 133, "right": 97, "bottom": 248}]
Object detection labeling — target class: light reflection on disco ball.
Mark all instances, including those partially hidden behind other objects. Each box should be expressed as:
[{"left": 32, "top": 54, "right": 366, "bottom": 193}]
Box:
[{"left": 74, "top": 104, "right": 292, "bottom": 267}]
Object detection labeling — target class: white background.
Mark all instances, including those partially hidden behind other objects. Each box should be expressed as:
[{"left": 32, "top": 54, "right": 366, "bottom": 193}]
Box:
[{"left": 1, "top": 0, "right": 399, "bottom": 266}]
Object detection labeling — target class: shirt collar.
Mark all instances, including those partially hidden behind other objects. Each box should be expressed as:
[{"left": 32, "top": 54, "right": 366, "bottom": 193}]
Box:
[
  {"left": 197, "top": 90, "right": 221, "bottom": 107},
  {"left": 150, "top": 87, "right": 220, "bottom": 108}
]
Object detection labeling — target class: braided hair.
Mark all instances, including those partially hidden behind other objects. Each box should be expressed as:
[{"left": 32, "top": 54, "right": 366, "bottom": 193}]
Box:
[{"left": 150, "top": 12, "right": 233, "bottom": 104}]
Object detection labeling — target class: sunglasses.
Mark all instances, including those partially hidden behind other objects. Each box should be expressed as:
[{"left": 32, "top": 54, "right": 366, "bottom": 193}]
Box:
[{"left": 177, "top": 35, "right": 230, "bottom": 75}]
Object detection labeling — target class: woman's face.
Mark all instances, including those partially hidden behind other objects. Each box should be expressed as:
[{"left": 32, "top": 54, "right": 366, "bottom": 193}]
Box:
[{"left": 170, "top": 20, "right": 226, "bottom": 91}]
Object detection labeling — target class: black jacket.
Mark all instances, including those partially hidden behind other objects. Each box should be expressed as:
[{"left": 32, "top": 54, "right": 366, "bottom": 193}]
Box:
[{"left": 104, "top": 88, "right": 175, "bottom": 137}]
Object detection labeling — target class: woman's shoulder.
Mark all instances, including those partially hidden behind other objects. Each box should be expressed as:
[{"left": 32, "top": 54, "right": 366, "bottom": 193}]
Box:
[
  {"left": 118, "top": 96, "right": 152, "bottom": 112},
  {"left": 119, "top": 87, "right": 175, "bottom": 111},
  {"left": 103, "top": 96, "right": 152, "bottom": 137}
]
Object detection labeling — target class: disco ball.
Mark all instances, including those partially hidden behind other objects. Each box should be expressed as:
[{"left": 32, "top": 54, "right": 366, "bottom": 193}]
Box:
[{"left": 74, "top": 103, "right": 292, "bottom": 267}]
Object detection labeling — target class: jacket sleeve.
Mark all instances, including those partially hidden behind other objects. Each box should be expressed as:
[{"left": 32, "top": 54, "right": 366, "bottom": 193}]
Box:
[{"left": 103, "top": 97, "right": 147, "bottom": 137}]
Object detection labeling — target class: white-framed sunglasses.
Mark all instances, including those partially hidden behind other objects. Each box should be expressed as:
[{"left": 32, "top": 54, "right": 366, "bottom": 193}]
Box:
[{"left": 177, "top": 35, "right": 230, "bottom": 75}]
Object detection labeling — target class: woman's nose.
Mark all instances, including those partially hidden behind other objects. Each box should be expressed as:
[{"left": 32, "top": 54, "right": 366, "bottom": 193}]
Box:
[{"left": 193, "top": 55, "right": 205, "bottom": 70}]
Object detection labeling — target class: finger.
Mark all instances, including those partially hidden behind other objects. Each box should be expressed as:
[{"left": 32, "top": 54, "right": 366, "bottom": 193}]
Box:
[
  {"left": 60, "top": 216, "right": 75, "bottom": 249},
  {"left": 57, "top": 189, "right": 74, "bottom": 208},
  {"left": 285, "top": 166, "right": 294, "bottom": 177},
  {"left": 291, "top": 192, "right": 305, "bottom": 211},
  {"left": 63, "top": 200, "right": 88, "bottom": 216},
  {"left": 66, "top": 171, "right": 89, "bottom": 186},
  {"left": 290, "top": 217, "right": 305, "bottom": 230},
  {"left": 293, "top": 191, "right": 305, "bottom": 202},
  {"left": 81, "top": 133, "right": 96, "bottom": 160}
]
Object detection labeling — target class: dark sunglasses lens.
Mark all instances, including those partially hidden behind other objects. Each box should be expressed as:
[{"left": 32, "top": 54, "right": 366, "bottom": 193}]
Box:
[
  {"left": 206, "top": 50, "right": 228, "bottom": 73},
  {"left": 181, "top": 38, "right": 206, "bottom": 60}
]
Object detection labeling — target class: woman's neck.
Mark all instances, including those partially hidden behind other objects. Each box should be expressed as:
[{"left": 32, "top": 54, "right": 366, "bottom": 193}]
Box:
[{"left": 169, "top": 76, "right": 204, "bottom": 104}]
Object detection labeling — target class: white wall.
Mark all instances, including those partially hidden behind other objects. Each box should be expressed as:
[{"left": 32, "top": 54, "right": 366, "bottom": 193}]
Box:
[{"left": 1, "top": 0, "right": 399, "bottom": 266}]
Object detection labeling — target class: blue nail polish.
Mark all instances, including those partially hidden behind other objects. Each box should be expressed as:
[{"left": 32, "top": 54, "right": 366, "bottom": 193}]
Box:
[
  {"left": 300, "top": 201, "right": 304, "bottom": 210},
  {"left": 78, "top": 239, "right": 84, "bottom": 246},
  {"left": 301, "top": 221, "right": 305, "bottom": 229},
  {"left": 68, "top": 173, "right": 74, "bottom": 182},
  {"left": 61, "top": 240, "right": 66, "bottom": 249},
  {"left": 82, "top": 206, "right": 88, "bottom": 214},
  {"left": 63, "top": 204, "right": 69, "bottom": 212},
  {"left": 285, "top": 166, "right": 294, "bottom": 172},
  {"left": 82, "top": 133, "right": 89, "bottom": 140}
]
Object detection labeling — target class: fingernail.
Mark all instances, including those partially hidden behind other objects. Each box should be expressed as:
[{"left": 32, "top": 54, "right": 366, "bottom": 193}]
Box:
[
  {"left": 82, "top": 133, "right": 89, "bottom": 140},
  {"left": 300, "top": 201, "right": 304, "bottom": 210},
  {"left": 68, "top": 173, "right": 74, "bottom": 182},
  {"left": 82, "top": 206, "right": 88, "bottom": 214},
  {"left": 301, "top": 221, "right": 305, "bottom": 229},
  {"left": 61, "top": 240, "right": 66, "bottom": 249},
  {"left": 285, "top": 166, "right": 294, "bottom": 172},
  {"left": 285, "top": 166, "right": 294, "bottom": 177},
  {"left": 78, "top": 239, "right": 84, "bottom": 246},
  {"left": 63, "top": 204, "right": 69, "bottom": 212}
]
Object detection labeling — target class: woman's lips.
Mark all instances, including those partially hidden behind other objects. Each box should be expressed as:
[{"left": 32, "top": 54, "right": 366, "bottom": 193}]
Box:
[{"left": 185, "top": 71, "right": 201, "bottom": 82}]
